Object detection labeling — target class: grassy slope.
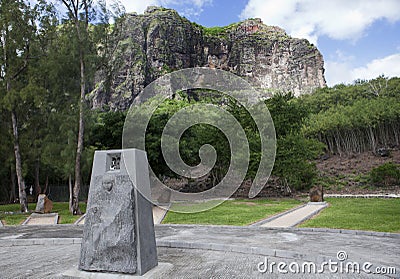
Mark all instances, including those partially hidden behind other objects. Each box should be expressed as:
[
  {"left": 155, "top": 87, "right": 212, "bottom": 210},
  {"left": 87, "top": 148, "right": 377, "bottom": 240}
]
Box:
[
  {"left": 163, "top": 199, "right": 303, "bottom": 226},
  {"left": 299, "top": 198, "right": 400, "bottom": 233}
]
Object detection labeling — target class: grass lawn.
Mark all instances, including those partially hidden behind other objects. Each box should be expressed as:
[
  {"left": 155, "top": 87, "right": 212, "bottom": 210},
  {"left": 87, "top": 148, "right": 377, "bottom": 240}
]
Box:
[
  {"left": 0, "top": 202, "right": 87, "bottom": 225},
  {"left": 299, "top": 198, "right": 400, "bottom": 233},
  {"left": 162, "top": 198, "right": 303, "bottom": 226}
]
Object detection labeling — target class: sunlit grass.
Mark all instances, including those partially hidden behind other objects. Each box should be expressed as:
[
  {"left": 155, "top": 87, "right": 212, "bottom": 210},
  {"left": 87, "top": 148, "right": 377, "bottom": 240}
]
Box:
[
  {"left": 163, "top": 198, "right": 303, "bottom": 226},
  {"left": 299, "top": 198, "right": 400, "bottom": 233}
]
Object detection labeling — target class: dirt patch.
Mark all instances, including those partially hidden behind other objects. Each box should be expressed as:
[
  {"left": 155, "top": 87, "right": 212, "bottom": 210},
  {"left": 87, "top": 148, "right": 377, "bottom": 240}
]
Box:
[{"left": 317, "top": 149, "right": 400, "bottom": 176}]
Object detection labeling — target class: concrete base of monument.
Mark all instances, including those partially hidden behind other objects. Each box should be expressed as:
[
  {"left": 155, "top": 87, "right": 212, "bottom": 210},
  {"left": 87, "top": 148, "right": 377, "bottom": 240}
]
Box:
[{"left": 62, "top": 262, "right": 173, "bottom": 278}]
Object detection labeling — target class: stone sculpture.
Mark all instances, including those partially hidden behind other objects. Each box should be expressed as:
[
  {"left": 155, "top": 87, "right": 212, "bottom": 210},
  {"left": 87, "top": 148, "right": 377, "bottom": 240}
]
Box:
[{"left": 79, "top": 149, "right": 158, "bottom": 275}]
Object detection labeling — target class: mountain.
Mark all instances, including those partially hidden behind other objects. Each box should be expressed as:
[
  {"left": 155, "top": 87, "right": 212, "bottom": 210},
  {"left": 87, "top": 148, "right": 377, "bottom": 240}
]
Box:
[{"left": 88, "top": 6, "right": 326, "bottom": 110}]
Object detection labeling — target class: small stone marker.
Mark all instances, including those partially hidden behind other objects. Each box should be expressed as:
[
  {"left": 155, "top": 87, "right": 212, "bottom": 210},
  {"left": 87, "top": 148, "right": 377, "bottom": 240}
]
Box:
[
  {"left": 35, "top": 194, "right": 53, "bottom": 214},
  {"left": 309, "top": 185, "right": 324, "bottom": 202},
  {"left": 79, "top": 149, "right": 158, "bottom": 276}
]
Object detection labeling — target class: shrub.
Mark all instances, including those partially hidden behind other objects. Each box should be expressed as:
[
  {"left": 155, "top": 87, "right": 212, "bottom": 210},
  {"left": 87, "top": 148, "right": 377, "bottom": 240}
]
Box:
[{"left": 370, "top": 162, "right": 400, "bottom": 187}]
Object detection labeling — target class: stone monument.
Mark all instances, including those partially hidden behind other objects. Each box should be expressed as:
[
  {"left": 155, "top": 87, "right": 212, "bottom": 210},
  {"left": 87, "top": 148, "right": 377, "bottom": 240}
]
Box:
[
  {"left": 309, "top": 185, "right": 324, "bottom": 202},
  {"left": 79, "top": 149, "right": 158, "bottom": 275},
  {"left": 35, "top": 194, "right": 53, "bottom": 214}
]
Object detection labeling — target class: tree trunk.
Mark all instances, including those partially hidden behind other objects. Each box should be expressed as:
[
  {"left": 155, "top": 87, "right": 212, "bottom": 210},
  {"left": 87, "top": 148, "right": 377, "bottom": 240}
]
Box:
[
  {"left": 9, "top": 166, "right": 16, "bottom": 203},
  {"left": 61, "top": 0, "right": 89, "bottom": 215},
  {"left": 42, "top": 175, "right": 49, "bottom": 195},
  {"left": 71, "top": 48, "right": 85, "bottom": 215},
  {"left": 69, "top": 174, "right": 73, "bottom": 213},
  {"left": 34, "top": 159, "right": 41, "bottom": 198},
  {"left": 11, "top": 110, "right": 28, "bottom": 212}
]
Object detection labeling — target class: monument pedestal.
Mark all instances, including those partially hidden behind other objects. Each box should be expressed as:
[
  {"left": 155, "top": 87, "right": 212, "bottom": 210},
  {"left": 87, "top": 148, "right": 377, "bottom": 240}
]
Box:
[{"left": 79, "top": 149, "right": 158, "bottom": 276}]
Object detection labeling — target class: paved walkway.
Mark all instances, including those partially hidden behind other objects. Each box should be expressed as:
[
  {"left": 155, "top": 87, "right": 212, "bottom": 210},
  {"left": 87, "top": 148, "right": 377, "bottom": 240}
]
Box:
[
  {"left": 22, "top": 213, "right": 59, "bottom": 225},
  {"left": 0, "top": 225, "right": 399, "bottom": 278},
  {"left": 254, "top": 202, "right": 328, "bottom": 228}
]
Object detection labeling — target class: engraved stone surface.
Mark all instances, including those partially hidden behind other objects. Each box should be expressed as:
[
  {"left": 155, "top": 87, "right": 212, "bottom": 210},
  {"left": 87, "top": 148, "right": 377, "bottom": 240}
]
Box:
[{"left": 79, "top": 149, "right": 157, "bottom": 275}]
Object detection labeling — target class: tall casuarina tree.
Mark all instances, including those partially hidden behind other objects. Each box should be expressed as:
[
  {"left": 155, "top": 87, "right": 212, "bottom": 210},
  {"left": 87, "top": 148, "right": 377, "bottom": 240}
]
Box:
[
  {"left": 60, "top": 0, "right": 94, "bottom": 214},
  {"left": 0, "top": 0, "right": 39, "bottom": 212}
]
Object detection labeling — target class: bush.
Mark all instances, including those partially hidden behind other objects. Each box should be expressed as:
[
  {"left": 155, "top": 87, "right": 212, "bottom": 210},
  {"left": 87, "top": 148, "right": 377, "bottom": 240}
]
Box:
[
  {"left": 273, "top": 134, "right": 325, "bottom": 191},
  {"left": 370, "top": 163, "right": 400, "bottom": 187}
]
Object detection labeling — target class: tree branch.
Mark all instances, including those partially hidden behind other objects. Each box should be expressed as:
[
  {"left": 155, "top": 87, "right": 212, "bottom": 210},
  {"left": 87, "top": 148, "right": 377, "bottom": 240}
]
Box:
[{"left": 11, "top": 44, "right": 30, "bottom": 81}]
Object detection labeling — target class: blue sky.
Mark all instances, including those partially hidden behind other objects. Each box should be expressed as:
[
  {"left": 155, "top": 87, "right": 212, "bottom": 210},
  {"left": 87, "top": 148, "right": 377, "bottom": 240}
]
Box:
[{"left": 117, "top": 1, "right": 400, "bottom": 86}]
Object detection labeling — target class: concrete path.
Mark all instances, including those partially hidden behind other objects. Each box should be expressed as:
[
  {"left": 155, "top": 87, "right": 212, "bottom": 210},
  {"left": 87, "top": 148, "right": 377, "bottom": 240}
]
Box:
[
  {"left": 22, "top": 213, "right": 59, "bottom": 225},
  {"left": 258, "top": 202, "right": 328, "bottom": 228},
  {"left": 0, "top": 225, "right": 399, "bottom": 278}
]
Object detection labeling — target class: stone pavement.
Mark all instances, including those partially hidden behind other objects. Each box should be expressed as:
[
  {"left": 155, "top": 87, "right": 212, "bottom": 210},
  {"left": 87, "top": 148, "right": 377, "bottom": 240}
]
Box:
[
  {"left": 256, "top": 202, "right": 328, "bottom": 228},
  {"left": 0, "top": 224, "right": 399, "bottom": 278}
]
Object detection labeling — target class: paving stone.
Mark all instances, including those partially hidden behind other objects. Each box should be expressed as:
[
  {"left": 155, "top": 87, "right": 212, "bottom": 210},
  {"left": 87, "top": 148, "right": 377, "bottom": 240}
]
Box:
[{"left": 0, "top": 225, "right": 399, "bottom": 278}]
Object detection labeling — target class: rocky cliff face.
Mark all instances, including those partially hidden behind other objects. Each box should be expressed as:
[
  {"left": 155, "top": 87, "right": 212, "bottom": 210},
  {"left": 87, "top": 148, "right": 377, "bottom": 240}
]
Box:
[{"left": 89, "top": 6, "right": 326, "bottom": 110}]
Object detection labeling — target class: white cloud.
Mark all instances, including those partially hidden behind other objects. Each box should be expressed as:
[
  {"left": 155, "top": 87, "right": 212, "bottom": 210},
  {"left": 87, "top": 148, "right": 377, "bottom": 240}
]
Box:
[
  {"left": 325, "top": 53, "right": 400, "bottom": 85},
  {"left": 352, "top": 53, "right": 400, "bottom": 80},
  {"left": 118, "top": 0, "right": 158, "bottom": 14},
  {"left": 240, "top": 0, "right": 400, "bottom": 44}
]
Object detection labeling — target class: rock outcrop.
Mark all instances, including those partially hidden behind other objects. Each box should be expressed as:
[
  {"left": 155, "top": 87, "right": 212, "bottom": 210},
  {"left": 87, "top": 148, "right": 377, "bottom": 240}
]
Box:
[{"left": 89, "top": 6, "right": 326, "bottom": 110}]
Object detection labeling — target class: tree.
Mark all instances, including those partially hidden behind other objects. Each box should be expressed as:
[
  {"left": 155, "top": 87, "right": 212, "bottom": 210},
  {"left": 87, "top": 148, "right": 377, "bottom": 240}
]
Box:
[
  {"left": 0, "top": 0, "right": 41, "bottom": 212},
  {"left": 60, "top": 0, "right": 94, "bottom": 214},
  {"left": 265, "top": 93, "right": 324, "bottom": 190}
]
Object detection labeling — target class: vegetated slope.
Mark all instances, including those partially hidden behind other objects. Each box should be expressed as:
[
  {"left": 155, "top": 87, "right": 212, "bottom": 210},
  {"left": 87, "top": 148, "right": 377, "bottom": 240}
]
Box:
[
  {"left": 300, "top": 76, "right": 400, "bottom": 194},
  {"left": 316, "top": 150, "right": 400, "bottom": 194}
]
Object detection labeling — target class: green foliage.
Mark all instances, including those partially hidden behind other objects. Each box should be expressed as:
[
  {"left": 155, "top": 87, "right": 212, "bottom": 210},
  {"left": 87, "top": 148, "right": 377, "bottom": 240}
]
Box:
[
  {"left": 89, "top": 110, "right": 126, "bottom": 150},
  {"left": 203, "top": 26, "right": 226, "bottom": 36},
  {"left": 301, "top": 76, "right": 400, "bottom": 155},
  {"left": 202, "top": 22, "right": 240, "bottom": 37},
  {"left": 140, "top": 91, "right": 323, "bottom": 192},
  {"left": 0, "top": 0, "right": 121, "bottom": 203},
  {"left": 265, "top": 93, "right": 324, "bottom": 190},
  {"left": 273, "top": 134, "right": 324, "bottom": 190},
  {"left": 369, "top": 163, "right": 400, "bottom": 187},
  {"left": 265, "top": 92, "right": 308, "bottom": 137},
  {"left": 144, "top": 97, "right": 230, "bottom": 182},
  {"left": 303, "top": 97, "right": 400, "bottom": 136}
]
